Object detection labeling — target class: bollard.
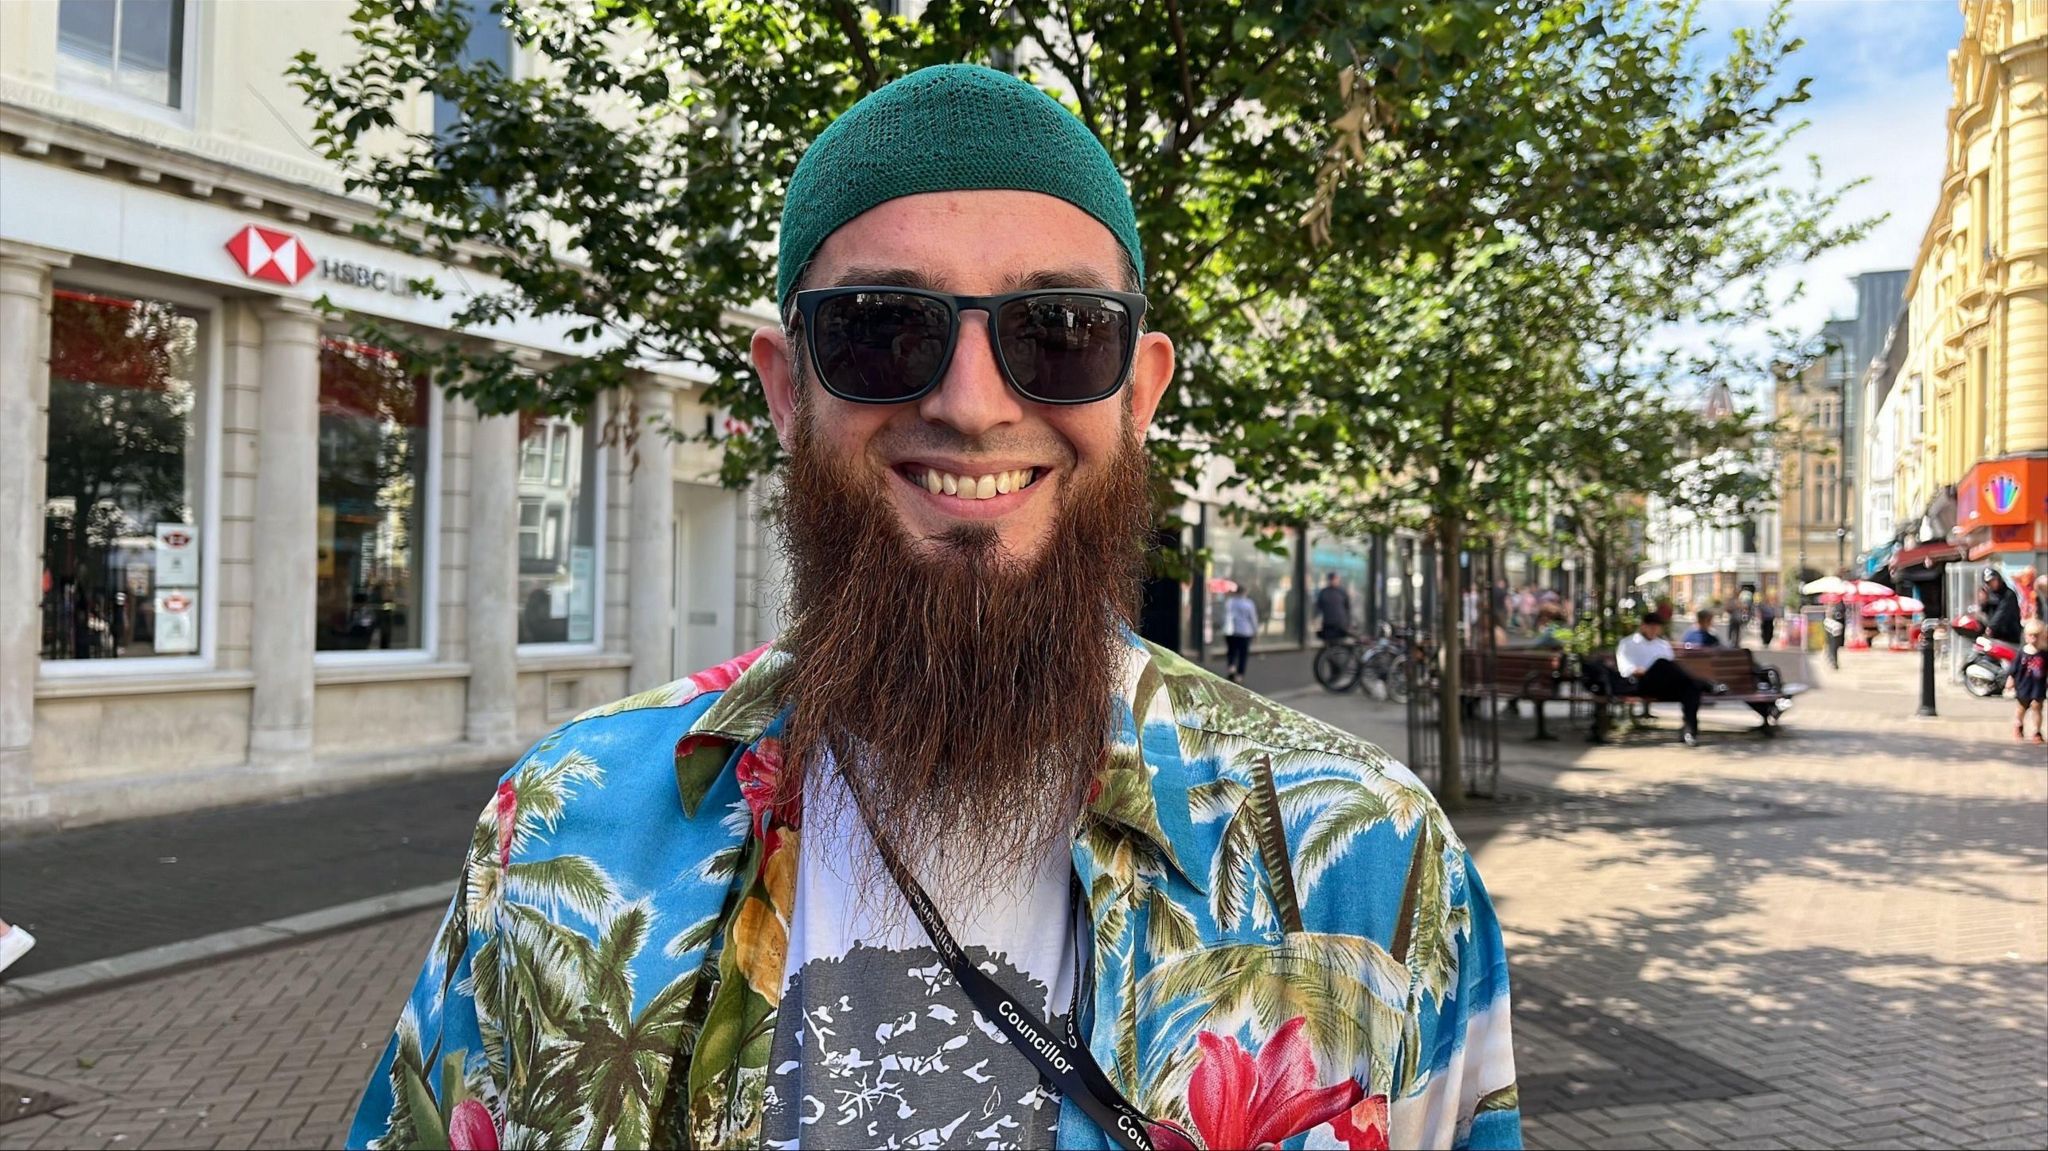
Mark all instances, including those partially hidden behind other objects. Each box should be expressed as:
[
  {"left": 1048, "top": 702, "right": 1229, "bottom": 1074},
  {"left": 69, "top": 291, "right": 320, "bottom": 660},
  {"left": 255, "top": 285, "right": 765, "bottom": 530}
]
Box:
[{"left": 1917, "top": 624, "right": 1938, "bottom": 717}]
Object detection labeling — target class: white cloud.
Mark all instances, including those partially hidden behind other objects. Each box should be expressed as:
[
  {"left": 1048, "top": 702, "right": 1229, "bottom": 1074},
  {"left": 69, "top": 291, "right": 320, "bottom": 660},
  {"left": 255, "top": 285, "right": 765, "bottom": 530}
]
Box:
[{"left": 1653, "top": 0, "right": 1957, "bottom": 369}]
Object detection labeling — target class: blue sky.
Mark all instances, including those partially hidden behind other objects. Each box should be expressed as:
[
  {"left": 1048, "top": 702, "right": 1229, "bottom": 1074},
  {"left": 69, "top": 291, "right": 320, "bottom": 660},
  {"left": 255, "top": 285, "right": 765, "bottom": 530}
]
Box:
[{"left": 1695, "top": 0, "right": 1963, "bottom": 336}]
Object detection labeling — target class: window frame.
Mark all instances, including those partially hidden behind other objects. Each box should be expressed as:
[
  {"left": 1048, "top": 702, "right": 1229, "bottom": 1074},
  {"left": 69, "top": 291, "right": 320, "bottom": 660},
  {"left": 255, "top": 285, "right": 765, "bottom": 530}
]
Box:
[
  {"left": 54, "top": 0, "right": 202, "bottom": 127},
  {"left": 516, "top": 410, "right": 607, "bottom": 658},
  {"left": 37, "top": 271, "right": 223, "bottom": 680},
  {"left": 311, "top": 338, "right": 444, "bottom": 668}
]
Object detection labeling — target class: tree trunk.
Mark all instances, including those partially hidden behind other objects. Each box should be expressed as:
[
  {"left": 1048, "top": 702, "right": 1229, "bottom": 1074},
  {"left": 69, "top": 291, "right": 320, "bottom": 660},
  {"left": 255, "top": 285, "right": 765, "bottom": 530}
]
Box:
[
  {"left": 1435, "top": 510, "right": 1464, "bottom": 813},
  {"left": 1592, "top": 538, "right": 1611, "bottom": 645}
]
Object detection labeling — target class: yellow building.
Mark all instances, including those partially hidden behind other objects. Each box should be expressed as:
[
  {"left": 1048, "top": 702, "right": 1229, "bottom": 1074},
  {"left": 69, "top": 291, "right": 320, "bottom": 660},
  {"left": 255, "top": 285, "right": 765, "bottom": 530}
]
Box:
[{"left": 1889, "top": 0, "right": 2048, "bottom": 607}]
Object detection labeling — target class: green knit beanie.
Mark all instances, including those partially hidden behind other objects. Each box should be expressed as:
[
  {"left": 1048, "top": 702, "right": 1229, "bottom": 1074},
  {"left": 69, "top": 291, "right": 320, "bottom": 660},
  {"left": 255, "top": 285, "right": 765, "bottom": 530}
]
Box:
[{"left": 777, "top": 63, "right": 1143, "bottom": 305}]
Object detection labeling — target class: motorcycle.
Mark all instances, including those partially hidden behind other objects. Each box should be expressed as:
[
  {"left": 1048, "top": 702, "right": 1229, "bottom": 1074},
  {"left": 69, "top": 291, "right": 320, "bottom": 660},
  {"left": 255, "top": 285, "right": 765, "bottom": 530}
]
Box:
[{"left": 1951, "top": 613, "right": 2020, "bottom": 698}]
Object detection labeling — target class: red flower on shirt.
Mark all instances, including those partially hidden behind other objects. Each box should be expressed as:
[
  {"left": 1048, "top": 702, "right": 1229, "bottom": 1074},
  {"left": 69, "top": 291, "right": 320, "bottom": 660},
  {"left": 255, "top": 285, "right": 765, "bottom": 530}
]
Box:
[
  {"left": 735, "top": 737, "right": 795, "bottom": 835},
  {"left": 494, "top": 780, "right": 517, "bottom": 868},
  {"left": 687, "top": 645, "right": 766, "bottom": 697},
  {"left": 1330, "top": 1092, "right": 1391, "bottom": 1150},
  {"left": 1151, "top": 1016, "right": 1363, "bottom": 1151},
  {"left": 448, "top": 1098, "right": 500, "bottom": 1150}
]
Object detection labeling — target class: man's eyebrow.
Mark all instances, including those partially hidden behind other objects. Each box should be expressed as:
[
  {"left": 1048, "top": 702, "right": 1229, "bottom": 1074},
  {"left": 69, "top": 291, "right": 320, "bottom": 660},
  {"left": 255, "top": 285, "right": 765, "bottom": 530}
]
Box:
[
  {"left": 823, "top": 266, "right": 1120, "bottom": 292},
  {"left": 828, "top": 266, "right": 938, "bottom": 289},
  {"left": 1001, "top": 267, "right": 1117, "bottom": 291}
]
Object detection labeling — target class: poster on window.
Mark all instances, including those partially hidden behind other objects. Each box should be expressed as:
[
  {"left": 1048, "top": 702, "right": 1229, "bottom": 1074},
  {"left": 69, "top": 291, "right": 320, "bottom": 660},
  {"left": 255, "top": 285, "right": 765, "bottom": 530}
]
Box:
[
  {"left": 155, "top": 524, "right": 200, "bottom": 588},
  {"left": 153, "top": 589, "right": 198, "bottom": 655},
  {"left": 568, "top": 546, "right": 596, "bottom": 643}
]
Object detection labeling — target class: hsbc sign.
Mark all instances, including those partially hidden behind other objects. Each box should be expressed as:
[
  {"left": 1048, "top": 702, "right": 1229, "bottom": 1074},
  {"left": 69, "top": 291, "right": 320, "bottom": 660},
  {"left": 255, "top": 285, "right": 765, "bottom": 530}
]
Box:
[
  {"left": 225, "top": 224, "right": 415, "bottom": 296},
  {"left": 226, "top": 224, "right": 315, "bottom": 285}
]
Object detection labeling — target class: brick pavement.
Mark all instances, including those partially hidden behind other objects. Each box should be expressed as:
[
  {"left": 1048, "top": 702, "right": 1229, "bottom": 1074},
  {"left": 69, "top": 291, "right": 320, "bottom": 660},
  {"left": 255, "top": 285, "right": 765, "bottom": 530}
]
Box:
[
  {"left": 0, "top": 768, "right": 504, "bottom": 980},
  {"left": 0, "top": 646, "right": 2042, "bottom": 1149}
]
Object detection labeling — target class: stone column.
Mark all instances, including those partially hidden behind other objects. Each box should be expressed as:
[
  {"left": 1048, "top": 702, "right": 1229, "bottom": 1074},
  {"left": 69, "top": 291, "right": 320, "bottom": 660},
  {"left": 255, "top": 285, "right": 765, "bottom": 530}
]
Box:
[
  {"left": 465, "top": 404, "right": 519, "bottom": 744},
  {"left": 247, "top": 301, "right": 322, "bottom": 767},
  {"left": 0, "top": 242, "right": 69, "bottom": 797},
  {"left": 628, "top": 379, "right": 676, "bottom": 691}
]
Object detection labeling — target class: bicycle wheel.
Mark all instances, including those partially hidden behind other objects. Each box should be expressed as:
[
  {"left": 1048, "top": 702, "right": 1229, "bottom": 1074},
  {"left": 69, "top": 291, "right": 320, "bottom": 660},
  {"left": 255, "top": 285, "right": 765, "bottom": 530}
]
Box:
[
  {"left": 1385, "top": 659, "right": 1411, "bottom": 702},
  {"left": 1360, "top": 648, "right": 1400, "bottom": 700},
  {"left": 1314, "top": 644, "right": 1362, "bottom": 692}
]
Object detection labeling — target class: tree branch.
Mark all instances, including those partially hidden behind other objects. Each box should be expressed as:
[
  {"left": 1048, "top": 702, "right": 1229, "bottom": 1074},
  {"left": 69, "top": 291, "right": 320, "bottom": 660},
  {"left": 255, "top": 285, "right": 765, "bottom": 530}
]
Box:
[
  {"left": 1164, "top": 0, "right": 1197, "bottom": 142},
  {"left": 825, "top": 0, "right": 881, "bottom": 91}
]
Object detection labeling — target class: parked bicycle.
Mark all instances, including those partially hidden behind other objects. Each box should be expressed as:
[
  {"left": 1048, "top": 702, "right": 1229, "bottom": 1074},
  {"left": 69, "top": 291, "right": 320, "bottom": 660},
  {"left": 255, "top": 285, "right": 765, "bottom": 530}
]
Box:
[{"left": 1314, "top": 624, "right": 1413, "bottom": 701}]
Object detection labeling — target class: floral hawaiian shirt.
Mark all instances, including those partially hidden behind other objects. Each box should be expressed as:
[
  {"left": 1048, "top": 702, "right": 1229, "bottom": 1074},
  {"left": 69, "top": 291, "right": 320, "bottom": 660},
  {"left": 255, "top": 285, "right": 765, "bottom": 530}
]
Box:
[{"left": 347, "top": 631, "right": 1521, "bottom": 1150}]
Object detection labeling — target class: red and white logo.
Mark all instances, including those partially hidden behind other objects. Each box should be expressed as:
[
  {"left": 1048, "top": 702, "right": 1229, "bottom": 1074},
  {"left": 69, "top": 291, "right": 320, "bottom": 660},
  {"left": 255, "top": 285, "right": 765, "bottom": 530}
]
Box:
[{"left": 225, "top": 224, "right": 316, "bottom": 286}]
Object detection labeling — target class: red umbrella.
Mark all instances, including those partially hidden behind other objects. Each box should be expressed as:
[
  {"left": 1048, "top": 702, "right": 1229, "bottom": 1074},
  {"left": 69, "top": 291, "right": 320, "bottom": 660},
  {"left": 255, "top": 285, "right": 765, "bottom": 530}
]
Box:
[{"left": 1207, "top": 577, "right": 1239, "bottom": 595}]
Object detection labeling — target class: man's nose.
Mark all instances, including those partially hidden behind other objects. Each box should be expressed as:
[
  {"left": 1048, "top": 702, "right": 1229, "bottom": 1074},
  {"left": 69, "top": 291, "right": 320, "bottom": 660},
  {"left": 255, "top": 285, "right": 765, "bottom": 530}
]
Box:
[{"left": 917, "top": 311, "right": 1024, "bottom": 438}]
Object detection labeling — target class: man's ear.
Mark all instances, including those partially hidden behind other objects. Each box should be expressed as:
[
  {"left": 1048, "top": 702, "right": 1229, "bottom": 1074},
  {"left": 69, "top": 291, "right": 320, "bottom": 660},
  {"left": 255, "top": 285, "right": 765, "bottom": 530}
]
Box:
[
  {"left": 1126, "top": 331, "right": 1176, "bottom": 437},
  {"left": 753, "top": 324, "right": 802, "bottom": 451}
]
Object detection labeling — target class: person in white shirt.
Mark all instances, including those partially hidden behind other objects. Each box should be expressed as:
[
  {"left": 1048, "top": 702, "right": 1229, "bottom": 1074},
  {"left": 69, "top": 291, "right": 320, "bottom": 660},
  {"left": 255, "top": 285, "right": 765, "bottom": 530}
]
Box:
[
  {"left": 1221, "top": 587, "right": 1259, "bottom": 683},
  {"left": 1614, "top": 610, "right": 1717, "bottom": 746}
]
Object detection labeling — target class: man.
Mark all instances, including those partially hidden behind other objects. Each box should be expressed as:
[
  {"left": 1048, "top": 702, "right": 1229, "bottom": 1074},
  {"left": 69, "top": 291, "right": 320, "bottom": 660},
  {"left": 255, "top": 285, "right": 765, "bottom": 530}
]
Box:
[
  {"left": 1981, "top": 567, "right": 2022, "bottom": 644},
  {"left": 1758, "top": 594, "right": 1779, "bottom": 649},
  {"left": 1682, "top": 609, "right": 1723, "bottom": 648},
  {"left": 1315, "top": 571, "right": 1353, "bottom": 642},
  {"left": 349, "top": 66, "right": 1518, "bottom": 1151},
  {"left": 1220, "top": 584, "right": 1257, "bottom": 684},
  {"left": 1615, "top": 611, "right": 1719, "bottom": 747}
]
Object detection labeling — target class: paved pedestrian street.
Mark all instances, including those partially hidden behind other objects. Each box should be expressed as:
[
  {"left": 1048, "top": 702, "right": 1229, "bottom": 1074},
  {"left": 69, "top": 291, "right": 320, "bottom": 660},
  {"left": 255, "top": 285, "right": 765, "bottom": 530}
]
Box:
[{"left": 1, "top": 648, "right": 2043, "bottom": 1150}]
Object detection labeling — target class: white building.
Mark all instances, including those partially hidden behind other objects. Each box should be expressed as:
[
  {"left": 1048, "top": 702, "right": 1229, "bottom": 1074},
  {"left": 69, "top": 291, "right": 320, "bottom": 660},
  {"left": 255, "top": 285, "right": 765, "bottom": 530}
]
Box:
[
  {"left": 1639, "top": 383, "right": 1782, "bottom": 610},
  {"left": 0, "top": 1, "right": 783, "bottom": 829}
]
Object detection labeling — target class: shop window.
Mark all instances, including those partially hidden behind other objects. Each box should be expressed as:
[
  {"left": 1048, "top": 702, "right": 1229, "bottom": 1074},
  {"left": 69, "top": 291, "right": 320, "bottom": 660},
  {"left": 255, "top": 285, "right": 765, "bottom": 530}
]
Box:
[
  {"left": 517, "top": 416, "right": 599, "bottom": 646},
  {"left": 317, "top": 338, "right": 430, "bottom": 653},
  {"left": 41, "top": 288, "right": 206, "bottom": 663},
  {"left": 57, "top": 0, "right": 188, "bottom": 109},
  {"left": 1205, "top": 520, "right": 1300, "bottom": 650}
]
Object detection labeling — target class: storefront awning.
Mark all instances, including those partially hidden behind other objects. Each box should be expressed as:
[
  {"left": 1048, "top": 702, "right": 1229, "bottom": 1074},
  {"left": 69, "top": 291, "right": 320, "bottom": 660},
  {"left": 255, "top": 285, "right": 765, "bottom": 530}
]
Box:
[
  {"left": 1890, "top": 540, "right": 1960, "bottom": 576},
  {"left": 1633, "top": 566, "right": 1669, "bottom": 586}
]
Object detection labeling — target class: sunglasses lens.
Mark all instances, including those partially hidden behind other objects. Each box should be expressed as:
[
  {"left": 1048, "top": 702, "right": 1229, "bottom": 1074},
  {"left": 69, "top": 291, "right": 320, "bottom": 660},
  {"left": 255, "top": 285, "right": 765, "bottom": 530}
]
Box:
[
  {"left": 996, "top": 294, "right": 1133, "bottom": 402},
  {"left": 811, "top": 291, "right": 952, "bottom": 402}
]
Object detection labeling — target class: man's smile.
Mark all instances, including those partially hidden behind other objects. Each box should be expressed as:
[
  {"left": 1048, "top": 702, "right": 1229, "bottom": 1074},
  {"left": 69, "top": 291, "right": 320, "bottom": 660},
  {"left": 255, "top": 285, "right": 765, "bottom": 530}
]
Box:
[{"left": 892, "top": 460, "right": 1052, "bottom": 520}]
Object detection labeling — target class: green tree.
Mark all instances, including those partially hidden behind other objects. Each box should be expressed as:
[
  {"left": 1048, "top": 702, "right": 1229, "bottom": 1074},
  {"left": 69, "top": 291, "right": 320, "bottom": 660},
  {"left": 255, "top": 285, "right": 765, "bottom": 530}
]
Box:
[
  {"left": 1208, "top": 1, "right": 1868, "bottom": 806},
  {"left": 294, "top": 0, "right": 1673, "bottom": 488}
]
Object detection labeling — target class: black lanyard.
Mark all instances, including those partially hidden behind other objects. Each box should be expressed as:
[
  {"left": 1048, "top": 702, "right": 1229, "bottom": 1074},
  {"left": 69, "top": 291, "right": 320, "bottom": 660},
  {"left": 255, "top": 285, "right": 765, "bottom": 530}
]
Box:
[{"left": 847, "top": 788, "right": 1167, "bottom": 1151}]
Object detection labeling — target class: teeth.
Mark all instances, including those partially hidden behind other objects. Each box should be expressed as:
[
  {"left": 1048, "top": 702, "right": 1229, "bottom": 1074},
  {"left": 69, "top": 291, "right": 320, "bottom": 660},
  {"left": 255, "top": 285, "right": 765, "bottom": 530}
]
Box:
[{"left": 916, "top": 468, "right": 1038, "bottom": 500}]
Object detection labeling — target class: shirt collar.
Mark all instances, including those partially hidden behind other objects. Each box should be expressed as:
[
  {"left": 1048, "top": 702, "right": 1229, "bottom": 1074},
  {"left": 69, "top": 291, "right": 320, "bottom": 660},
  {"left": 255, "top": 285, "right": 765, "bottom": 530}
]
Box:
[{"left": 670, "top": 627, "right": 1210, "bottom": 891}]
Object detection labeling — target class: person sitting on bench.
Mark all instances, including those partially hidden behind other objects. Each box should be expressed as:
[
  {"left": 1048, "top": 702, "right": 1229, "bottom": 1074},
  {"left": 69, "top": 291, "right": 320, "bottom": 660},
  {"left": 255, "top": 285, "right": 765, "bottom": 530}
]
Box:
[
  {"left": 1616, "top": 611, "right": 1723, "bottom": 747},
  {"left": 1682, "top": 609, "right": 1723, "bottom": 648}
]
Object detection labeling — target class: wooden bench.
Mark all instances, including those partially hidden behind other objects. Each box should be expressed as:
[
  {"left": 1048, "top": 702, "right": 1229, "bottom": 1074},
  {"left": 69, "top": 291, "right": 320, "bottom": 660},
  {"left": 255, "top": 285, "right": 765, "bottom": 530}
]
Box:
[
  {"left": 1459, "top": 647, "right": 1566, "bottom": 740},
  {"left": 1583, "top": 647, "right": 1807, "bottom": 743}
]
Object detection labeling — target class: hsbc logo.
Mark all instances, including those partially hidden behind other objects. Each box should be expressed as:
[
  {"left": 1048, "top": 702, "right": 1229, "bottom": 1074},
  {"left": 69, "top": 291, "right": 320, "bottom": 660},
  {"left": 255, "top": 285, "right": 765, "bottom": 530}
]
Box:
[
  {"left": 226, "top": 224, "right": 316, "bottom": 286},
  {"left": 225, "top": 225, "right": 416, "bottom": 297}
]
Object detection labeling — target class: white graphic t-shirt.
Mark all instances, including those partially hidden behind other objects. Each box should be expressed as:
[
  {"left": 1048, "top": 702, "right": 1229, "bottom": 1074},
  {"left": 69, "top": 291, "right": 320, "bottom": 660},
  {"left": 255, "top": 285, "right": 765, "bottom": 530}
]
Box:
[{"left": 760, "top": 771, "right": 1075, "bottom": 1150}]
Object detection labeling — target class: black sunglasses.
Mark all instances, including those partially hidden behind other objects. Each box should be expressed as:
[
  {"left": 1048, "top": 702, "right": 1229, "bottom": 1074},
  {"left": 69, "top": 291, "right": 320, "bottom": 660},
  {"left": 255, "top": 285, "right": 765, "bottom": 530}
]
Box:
[{"left": 788, "top": 286, "right": 1149, "bottom": 406}]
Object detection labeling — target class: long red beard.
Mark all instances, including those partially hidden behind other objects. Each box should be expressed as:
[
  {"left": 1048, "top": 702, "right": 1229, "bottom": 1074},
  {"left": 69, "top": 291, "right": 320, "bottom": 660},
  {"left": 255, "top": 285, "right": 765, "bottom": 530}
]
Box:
[{"left": 771, "top": 402, "right": 1152, "bottom": 890}]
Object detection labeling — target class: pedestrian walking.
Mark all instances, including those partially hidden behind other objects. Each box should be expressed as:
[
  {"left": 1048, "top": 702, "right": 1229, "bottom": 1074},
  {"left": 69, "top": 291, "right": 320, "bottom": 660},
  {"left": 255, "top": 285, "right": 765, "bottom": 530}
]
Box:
[
  {"left": 0, "top": 916, "right": 35, "bottom": 977},
  {"left": 1314, "top": 570, "right": 1352, "bottom": 643},
  {"left": 2015, "top": 619, "right": 2047, "bottom": 743},
  {"left": 1824, "top": 597, "right": 1848, "bottom": 669},
  {"left": 347, "top": 64, "right": 1519, "bottom": 1151},
  {"left": 1222, "top": 585, "right": 1257, "bottom": 684},
  {"left": 1758, "top": 594, "right": 1779, "bottom": 649},
  {"left": 2015, "top": 565, "right": 2039, "bottom": 624}
]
